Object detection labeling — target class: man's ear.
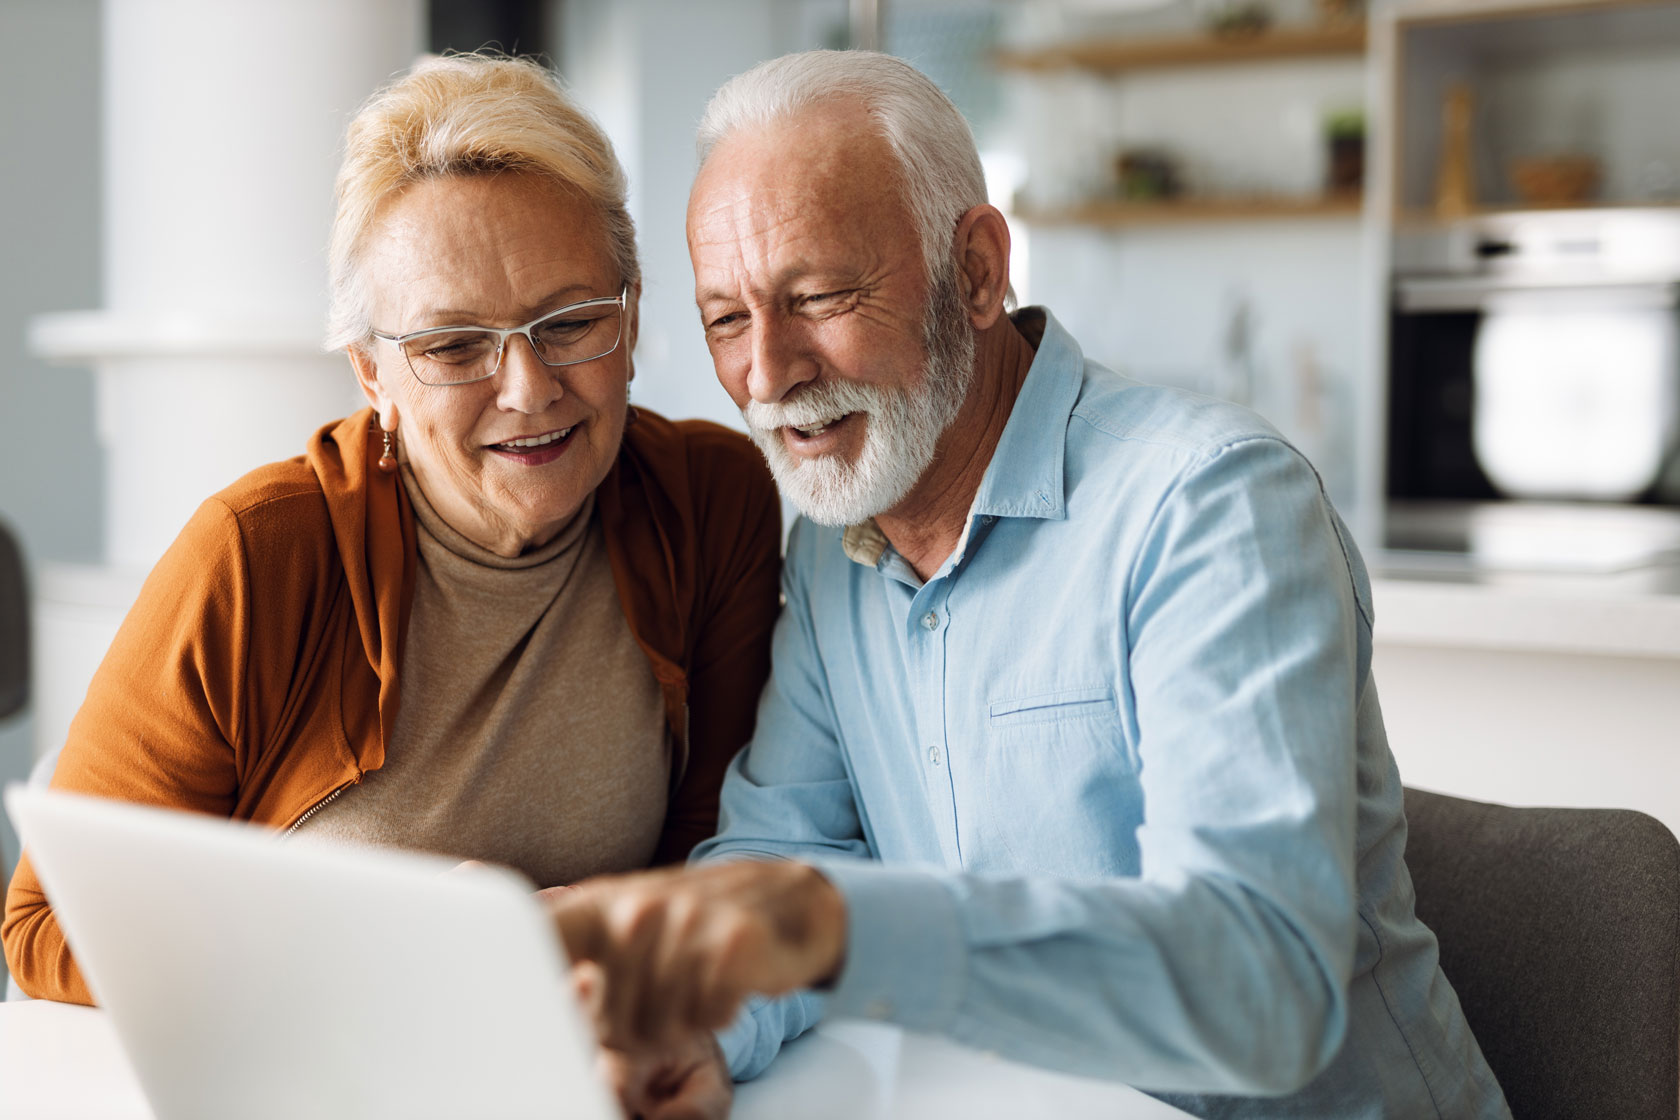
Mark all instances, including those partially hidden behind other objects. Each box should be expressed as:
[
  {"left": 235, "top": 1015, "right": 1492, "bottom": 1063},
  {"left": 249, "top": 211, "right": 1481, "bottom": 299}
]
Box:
[
  {"left": 349, "top": 345, "right": 399, "bottom": 430},
  {"left": 951, "top": 203, "right": 1012, "bottom": 331}
]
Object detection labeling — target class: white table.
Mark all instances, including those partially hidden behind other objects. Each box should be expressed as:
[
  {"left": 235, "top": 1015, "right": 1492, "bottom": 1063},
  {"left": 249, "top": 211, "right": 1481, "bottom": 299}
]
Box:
[{"left": 0, "top": 999, "right": 1194, "bottom": 1119}]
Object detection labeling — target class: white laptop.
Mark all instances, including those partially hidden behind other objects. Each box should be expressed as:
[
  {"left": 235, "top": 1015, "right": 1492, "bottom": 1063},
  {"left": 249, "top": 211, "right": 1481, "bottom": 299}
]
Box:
[{"left": 4, "top": 784, "right": 619, "bottom": 1120}]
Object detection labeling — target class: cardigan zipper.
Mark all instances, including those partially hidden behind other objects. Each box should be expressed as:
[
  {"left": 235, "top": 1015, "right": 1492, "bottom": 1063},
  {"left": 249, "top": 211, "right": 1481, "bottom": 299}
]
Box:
[{"left": 284, "top": 783, "right": 353, "bottom": 836}]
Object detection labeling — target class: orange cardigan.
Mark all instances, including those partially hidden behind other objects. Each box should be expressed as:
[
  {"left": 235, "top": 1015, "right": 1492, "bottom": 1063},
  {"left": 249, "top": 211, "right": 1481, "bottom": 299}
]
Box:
[{"left": 3, "top": 407, "right": 781, "bottom": 1004}]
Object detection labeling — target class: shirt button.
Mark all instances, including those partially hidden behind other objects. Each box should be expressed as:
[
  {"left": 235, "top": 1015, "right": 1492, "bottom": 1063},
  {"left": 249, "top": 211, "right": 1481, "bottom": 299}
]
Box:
[
  {"left": 928, "top": 744, "right": 942, "bottom": 766},
  {"left": 921, "top": 611, "right": 939, "bottom": 630}
]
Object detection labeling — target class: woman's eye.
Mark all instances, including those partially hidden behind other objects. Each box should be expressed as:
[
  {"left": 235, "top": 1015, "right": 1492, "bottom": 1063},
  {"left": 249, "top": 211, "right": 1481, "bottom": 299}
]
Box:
[
  {"left": 420, "top": 336, "right": 492, "bottom": 362},
  {"left": 535, "top": 319, "right": 588, "bottom": 341}
]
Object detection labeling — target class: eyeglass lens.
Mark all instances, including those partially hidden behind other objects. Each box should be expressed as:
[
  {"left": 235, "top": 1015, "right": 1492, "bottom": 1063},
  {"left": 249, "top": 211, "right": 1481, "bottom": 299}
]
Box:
[{"left": 402, "top": 301, "right": 623, "bottom": 385}]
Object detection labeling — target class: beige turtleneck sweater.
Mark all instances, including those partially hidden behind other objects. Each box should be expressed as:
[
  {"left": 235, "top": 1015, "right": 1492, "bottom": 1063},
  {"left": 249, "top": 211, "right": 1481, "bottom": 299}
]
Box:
[{"left": 295, "top": 466, "right": 670, "bottom": 887}]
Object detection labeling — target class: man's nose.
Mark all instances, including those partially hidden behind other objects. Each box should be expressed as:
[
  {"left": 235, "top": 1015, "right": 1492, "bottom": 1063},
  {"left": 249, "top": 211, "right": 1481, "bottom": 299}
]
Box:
[
  {"left": 745, "top": 316, "right": 818, "bottom": 405},
  {"left": 495, "top": 333, "right": 565, "bottom": 412}
]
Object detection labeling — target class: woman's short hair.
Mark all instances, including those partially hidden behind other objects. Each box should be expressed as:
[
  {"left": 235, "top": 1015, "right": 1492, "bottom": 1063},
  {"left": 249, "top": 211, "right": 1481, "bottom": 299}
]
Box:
[
  {"left": 696, "top": 50, "right": 988, "bottom": 284},
  {"left": 327, "top": 53, "right": 638, "bottom": 352}
]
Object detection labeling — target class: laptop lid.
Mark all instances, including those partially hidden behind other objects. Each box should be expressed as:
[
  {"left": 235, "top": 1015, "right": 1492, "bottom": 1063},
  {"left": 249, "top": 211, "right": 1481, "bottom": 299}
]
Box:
[{"left": 5, "top": 785, "right": 617, "bottom": 1120}]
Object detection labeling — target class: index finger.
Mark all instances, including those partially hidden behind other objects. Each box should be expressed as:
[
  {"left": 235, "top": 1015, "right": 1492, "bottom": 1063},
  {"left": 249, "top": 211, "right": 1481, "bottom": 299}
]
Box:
[{"left": 549, "top": 889, "right": 609, "bottom": 964}]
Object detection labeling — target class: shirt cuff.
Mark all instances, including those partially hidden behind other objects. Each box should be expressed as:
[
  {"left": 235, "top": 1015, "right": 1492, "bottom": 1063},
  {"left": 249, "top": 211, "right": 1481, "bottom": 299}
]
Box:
[
  {"left": 714, "top": 990, "right": 830, "bottom": 1082},
  {"left": 715, "top": 1001, "right": 760, "bottom": 1078},
  {"left": 812, "top": 860, "right": 966, "bottom": 1034}
]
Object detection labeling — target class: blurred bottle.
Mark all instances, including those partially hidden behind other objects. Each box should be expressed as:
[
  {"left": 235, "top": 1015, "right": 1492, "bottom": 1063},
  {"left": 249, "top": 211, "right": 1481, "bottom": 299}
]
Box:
[{"left": 1435, "top": 83, "right": 1476, "bottom": 218}]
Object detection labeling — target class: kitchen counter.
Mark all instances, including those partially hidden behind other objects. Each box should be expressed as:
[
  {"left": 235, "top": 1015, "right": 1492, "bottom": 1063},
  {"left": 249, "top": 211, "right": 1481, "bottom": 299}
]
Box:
[
  {"left": 1371, "top": 564, "right": 1680, "bottom": 659},
  {"left": 1365, "top": 504, "right": 1680, "bottom": 834},
  {"left": 1372, "top": 500, "right": 1680, "bottom": 659}
]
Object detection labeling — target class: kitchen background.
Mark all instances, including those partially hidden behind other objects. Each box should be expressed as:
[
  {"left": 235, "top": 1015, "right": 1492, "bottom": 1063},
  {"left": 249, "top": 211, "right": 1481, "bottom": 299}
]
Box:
[{"left": 3, "top": 0, "right": 1679, "bottom": 989}]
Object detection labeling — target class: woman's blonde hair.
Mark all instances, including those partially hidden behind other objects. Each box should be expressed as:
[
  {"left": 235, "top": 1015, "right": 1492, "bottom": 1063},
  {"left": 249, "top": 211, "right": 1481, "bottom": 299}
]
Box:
[{"left": 326, "top": 53, "right": 638, "bottom": 351}]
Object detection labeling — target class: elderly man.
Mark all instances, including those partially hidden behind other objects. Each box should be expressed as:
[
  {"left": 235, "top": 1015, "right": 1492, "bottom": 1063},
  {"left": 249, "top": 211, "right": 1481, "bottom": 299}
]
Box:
[{"left": 553, "top": 50, "right": 1511, "bottom": 1120}]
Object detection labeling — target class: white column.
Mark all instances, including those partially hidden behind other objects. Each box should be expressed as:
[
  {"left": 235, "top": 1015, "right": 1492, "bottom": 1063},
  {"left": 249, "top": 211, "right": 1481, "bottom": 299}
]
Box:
[{"left": 27, "top": 0, "right": 423, "bottom": 762}]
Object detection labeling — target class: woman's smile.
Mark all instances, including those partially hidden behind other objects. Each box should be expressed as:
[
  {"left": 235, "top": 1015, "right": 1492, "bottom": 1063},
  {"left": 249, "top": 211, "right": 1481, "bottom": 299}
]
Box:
[{"left": 486, "top": 424, "right": 579, "bottom": 466}]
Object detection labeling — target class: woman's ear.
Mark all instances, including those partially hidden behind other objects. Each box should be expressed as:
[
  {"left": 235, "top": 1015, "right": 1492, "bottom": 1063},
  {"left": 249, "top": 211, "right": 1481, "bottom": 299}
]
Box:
[
  {"left": 623, "top": 287, "right": 641, "bottom": 385},
  {"left": 349, "top": 345, "right": 399, "bottom": 430}
]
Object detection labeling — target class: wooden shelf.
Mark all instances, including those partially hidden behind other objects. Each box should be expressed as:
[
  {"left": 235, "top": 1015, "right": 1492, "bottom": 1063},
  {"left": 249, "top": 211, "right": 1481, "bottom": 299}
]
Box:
[
  {"left": 1016, "top": 195, "right": 1365, "bottom": 228},
  {"left": 994, "top": 24, "right": 1368, "bottom": 74}
]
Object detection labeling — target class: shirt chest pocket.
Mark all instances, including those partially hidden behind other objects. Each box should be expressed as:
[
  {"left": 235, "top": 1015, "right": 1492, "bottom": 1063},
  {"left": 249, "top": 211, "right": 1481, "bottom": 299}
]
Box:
[
  {"left": 986, "top": 685, "right": 1139, "bottom": 774},
  {"left": 989, "top": 685, "right": 1120, "bottom": 731},
  {"left": 974, "top": 684, "right": 1142, "bottom": 876}
]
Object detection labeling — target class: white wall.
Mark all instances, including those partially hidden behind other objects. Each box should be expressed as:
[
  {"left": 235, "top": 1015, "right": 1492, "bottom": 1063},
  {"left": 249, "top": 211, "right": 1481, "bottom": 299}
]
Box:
[
  {"left": 0, "top": 0, "right": 103, "bottom": 887},
  {"left": 1025, "top": 219, "right": 1367, "bottom": 511}
]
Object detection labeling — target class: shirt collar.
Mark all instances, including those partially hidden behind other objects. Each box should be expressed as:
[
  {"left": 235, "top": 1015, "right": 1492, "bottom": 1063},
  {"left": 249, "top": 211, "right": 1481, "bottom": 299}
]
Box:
[
  {"left": 839, "top": 307, "right": 1084, "bottom": 568},
  {"left": 969, "top": 306, "right": 1081, "bottom": 523}
]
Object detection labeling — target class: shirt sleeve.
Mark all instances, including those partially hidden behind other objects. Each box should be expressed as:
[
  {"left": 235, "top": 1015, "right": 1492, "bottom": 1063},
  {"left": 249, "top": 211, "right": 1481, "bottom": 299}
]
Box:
[
  {"left": 717, "top": 438, "right": 1369, "bottom": 1096},
  {"left": 2, "top": 498, "right": 249, "bottom": 1004},
  {"left": 692, "top": 518, "right": 872, "bottom": 1078}
]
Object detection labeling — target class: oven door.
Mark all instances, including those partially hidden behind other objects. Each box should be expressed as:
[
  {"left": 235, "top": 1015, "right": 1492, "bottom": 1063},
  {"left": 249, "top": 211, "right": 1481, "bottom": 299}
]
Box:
[
  {"left": 1473, "top": 284, "right": 1678, "bottom": 501},
  {"left": 1397, "top": 277, "right": 1679, "bottom": 502}
]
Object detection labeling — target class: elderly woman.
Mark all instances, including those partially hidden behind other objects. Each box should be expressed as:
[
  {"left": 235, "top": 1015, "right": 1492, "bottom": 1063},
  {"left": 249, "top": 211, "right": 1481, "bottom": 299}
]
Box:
[{"left": 3, "top": 54, "right": 780, "bottom": 1005}]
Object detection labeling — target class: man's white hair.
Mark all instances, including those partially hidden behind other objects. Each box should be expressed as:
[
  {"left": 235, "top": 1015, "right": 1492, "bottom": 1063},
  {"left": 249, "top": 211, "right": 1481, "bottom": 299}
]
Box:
[{"left": 697, "top": 50, "right": 989, "bottom": 284}]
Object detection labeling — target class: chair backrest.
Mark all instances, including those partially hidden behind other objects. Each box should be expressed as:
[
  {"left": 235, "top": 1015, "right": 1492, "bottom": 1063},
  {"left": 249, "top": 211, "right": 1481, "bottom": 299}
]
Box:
[
  {"left": 0, "top": 519, "right": 25, "bottom": 720},
  {"left": 0, "top": 519, "right": 27, "bottom": 1000},
  {"left": 1403, "top": 786, "right": 1680, "bottom": 1120}
]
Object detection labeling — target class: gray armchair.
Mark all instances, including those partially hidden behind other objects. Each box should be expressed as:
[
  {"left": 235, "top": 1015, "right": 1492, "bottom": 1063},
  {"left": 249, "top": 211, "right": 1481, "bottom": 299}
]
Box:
[{"left": 1403, "top": 786, "right": 1680, "bottom": 1120}]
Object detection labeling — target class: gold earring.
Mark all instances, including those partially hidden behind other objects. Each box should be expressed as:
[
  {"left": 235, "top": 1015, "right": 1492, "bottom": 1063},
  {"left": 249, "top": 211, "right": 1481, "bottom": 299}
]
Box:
[{"left": 378, "top": 427, "right": 398, "bottom": 474}]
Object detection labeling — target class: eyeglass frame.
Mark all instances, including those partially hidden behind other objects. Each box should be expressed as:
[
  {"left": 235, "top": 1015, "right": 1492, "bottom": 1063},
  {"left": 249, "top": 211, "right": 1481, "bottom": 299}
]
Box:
[{"left": 370, "top": 286, "right": 630, "bottom": 387}]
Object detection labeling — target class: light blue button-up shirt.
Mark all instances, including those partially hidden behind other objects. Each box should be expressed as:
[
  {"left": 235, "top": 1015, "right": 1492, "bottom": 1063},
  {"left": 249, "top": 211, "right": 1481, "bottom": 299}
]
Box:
[{"left": 696, "top": 309, "right": 1510, "bottom": 1119}]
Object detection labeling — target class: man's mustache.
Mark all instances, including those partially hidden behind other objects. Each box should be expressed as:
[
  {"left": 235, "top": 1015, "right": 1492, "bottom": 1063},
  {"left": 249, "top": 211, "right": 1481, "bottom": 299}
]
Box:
[{"left": 741, "top": 380, "right": 888, "bottom": 432}]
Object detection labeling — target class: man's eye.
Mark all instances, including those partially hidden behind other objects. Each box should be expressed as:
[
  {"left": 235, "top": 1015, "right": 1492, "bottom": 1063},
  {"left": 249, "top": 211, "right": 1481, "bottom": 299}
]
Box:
[
  {"left": 809, "top": 290, "right": 851, "bottom": 305},
  {"left": 708, "top": 312, "right": 746, "bottom": 331}
]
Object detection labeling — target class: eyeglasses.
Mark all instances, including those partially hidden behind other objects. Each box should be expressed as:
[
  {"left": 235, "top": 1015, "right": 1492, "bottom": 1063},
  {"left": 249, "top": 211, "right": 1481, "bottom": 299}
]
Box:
[{"left": 371, "top": 288, "right": 628, "bottom": 386}]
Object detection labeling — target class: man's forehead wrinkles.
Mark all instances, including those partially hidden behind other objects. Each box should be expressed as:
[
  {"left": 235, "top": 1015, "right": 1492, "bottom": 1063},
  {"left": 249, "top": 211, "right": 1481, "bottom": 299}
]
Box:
[
  {"left": 695, "top": 188, "right": 808, "bottom": 241},
  {"left": 688, "top": 120, "right": 908, "bottom": 313},
  {"left": 694, "top": 220, "right": 852, "bottom": 296}
]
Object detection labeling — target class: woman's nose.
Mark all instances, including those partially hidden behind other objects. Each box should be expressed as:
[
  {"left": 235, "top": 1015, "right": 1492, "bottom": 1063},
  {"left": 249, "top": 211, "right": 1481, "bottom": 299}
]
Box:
[{"left": 495, "top": 334, "right": 565, "bottom": 412}]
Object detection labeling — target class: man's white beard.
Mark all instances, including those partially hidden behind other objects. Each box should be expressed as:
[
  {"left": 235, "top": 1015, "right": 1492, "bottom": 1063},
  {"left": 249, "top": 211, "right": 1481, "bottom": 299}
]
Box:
[{"left": 743, "top": 265, "right": 976, "bottom": 527}]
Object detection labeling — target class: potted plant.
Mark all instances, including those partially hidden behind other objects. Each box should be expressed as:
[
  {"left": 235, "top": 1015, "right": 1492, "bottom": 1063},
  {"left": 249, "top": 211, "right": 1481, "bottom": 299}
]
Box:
[{"left": 1325, "top": 108, "right": 1366, "bottom": 195}]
